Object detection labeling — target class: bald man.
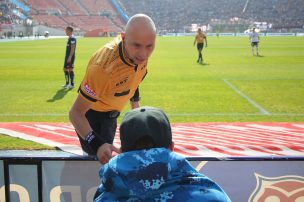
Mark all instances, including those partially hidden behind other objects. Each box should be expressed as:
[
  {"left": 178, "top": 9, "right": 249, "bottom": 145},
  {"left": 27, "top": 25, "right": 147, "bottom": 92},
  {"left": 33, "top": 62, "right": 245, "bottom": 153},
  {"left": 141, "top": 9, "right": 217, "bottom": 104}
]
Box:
[{"left": 69, "top": 14, "right": 156, "bottom": 164}]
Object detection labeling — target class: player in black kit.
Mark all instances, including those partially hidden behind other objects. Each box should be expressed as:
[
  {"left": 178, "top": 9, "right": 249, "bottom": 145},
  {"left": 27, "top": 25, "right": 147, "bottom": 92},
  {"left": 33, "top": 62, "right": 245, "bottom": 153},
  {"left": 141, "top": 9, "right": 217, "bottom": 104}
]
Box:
[{"left": 63, "top": 26, "right": 76, "bottom": 89}]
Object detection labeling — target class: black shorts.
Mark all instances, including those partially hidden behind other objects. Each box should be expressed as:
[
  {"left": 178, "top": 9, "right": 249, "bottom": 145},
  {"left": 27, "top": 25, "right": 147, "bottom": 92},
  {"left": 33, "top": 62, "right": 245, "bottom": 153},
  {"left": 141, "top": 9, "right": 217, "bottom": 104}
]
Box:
[
  {"left": 76, "top": 109, "right": 119, "bottom": 155},
  {"left": 64, "top": 57, "right": 75, "bottom": 68},
  {"left": 64, "top": 63, "right": 74, "bottom": 68},
  {"left": 251, "top": 42, "right": 259, "bottom": 47},
  {"left": 197, "top": 43, "right": 204, "bottom": 51}
]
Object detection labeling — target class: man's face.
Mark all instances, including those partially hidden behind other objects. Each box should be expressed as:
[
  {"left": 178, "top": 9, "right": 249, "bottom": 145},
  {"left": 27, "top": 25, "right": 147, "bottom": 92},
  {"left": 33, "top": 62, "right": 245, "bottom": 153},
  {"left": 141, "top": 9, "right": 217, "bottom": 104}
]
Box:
[
  {"left": 123, "top": 30, "right": 156, "bottom": 65},
  {"left": 65, "top": 29, "right": 71, "bottom": 36}
]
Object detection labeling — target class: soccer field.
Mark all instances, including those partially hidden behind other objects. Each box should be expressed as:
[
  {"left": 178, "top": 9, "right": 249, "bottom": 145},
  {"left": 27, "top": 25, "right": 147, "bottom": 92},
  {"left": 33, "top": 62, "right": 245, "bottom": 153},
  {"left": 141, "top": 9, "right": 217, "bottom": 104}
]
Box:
[{"left": 0, "top": 36, "right": 303, "bottom": 123}]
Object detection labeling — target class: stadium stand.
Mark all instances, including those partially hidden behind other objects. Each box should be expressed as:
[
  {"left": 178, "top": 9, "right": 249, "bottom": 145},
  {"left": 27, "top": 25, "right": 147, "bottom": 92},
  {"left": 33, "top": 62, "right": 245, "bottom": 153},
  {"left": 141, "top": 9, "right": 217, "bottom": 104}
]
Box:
[
  {"left": 60, "top": 15, "right": 119, "bottom": 33},
  {"left": 57, "top": 0, "right": 87, "bottom": 16},
  {"left": 1, "top": 0, "right": 304, "bottom": 37},
  {"left": 15, "top": 0, "right": 125, "bottom": 35},
  {"left": 31, "top": 14, "right": 67, "bottom": 29},
  {"left": 242, "top": 0, "right": 304, "bottom": 31},
  {"left": 118, "top": 0, "right": 304, "bottom": 33},
  {"left": 79, "top": 0, "right": 113, "bottom": 15},
  {"left": 27, "top": 0, "right": 65, "bottom": 15},
  {"left": 0, "top": 0, "right": 31, "bottom": 38},
  {"left": 0, "top": 0, "right": 29, "bottom": 23}
]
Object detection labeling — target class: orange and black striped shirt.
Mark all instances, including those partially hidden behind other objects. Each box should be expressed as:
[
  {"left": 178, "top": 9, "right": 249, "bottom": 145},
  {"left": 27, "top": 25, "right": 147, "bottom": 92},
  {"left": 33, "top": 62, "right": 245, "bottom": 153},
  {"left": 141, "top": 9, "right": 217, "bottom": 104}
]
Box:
[
  {"left": 195, "top": 32, "right": 206, "bottom": 44},
  {"left": 79, "top": 35, "right": 147, "bottom": 112}
]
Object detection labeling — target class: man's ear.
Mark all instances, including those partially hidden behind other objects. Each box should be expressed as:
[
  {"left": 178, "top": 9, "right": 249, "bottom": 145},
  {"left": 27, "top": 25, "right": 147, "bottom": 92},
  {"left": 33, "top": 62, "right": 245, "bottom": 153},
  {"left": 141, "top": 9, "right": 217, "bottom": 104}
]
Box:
[{"left": 121, "top": 32, "right": 125, "bottom": 40}]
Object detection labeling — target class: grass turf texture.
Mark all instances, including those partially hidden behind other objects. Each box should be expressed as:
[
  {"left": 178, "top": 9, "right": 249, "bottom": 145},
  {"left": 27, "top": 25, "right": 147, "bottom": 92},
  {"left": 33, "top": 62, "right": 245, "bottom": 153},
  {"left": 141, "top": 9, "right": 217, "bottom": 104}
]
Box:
[
  {"left": 0, "top": 134, "right": 53, "bottom": 150},
  {"left": 0, "top": 36, "right": 304, "bottom": 123}
]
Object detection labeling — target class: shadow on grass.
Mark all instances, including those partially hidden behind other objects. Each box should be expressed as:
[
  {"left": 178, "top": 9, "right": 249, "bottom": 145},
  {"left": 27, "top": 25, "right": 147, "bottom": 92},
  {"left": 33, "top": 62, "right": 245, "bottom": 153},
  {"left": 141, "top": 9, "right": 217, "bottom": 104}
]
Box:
[
  {"left": 198, "top": 62, "right": 210, "bottom": 66},
  {"left": 47, "top": 88, "right": 73, "bottom": 102},
  {"left": 253, "top": 54, "right": 264, "bottom": 57}
]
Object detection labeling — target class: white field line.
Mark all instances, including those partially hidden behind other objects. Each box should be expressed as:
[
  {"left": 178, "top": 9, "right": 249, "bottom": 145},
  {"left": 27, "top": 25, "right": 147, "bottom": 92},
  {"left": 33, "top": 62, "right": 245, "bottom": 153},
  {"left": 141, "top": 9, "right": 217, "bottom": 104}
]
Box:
[{"left": 223, "top": 79, "right": 270, "bottom": 115}]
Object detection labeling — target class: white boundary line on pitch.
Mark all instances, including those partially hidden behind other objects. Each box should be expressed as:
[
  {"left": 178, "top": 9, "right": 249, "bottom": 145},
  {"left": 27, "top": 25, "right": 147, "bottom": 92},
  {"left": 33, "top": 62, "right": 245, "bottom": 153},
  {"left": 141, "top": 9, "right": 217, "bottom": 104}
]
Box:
[{"left": 223, "top": 79, "right": 271, "bottom": 115}]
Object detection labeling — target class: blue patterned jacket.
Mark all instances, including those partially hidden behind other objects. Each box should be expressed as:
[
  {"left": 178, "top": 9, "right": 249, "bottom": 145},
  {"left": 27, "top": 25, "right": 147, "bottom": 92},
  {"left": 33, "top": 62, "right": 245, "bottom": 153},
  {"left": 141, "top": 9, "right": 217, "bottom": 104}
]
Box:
[{"left": 94, "top": 148, "right": 231, "bottom": 202}]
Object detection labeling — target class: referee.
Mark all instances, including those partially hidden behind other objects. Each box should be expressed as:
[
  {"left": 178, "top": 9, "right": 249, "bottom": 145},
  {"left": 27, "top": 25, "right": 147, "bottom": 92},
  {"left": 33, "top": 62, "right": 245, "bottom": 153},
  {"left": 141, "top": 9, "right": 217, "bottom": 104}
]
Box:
[
  {"left": 193, "top": 28, "right": 207, "bottom": 63},
  {"left": 69, "top": 14, "right": 157, "bottom": 164}
]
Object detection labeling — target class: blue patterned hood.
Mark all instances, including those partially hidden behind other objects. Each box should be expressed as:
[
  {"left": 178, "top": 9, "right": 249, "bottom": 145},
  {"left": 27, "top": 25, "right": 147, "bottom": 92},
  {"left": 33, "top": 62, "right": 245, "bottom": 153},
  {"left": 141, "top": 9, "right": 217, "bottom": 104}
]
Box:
[{"left": 94, "top": 148, "right": 231, "bottom": 202}]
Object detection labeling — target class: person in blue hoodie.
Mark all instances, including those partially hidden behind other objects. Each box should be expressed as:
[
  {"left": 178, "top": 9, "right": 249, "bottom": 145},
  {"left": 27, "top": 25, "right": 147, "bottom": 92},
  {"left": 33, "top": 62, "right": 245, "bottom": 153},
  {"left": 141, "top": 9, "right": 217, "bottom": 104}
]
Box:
[{"left": 94, "top": 106, "right": 231, "bottom": 202}]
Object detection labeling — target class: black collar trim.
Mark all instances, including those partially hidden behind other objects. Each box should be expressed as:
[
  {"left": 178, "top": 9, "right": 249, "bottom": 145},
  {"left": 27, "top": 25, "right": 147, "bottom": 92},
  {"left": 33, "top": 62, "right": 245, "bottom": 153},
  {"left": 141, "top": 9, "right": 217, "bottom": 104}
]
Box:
[{"left": 118, "top": 42, "right": 136, "bottom": 67}]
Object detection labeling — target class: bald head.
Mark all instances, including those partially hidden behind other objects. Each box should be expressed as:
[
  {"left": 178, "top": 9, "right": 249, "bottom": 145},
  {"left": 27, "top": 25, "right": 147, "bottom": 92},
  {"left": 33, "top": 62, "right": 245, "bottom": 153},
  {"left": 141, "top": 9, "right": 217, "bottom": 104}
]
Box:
[
  {"left": 122, "top": 14, "right": 156, "bottom": 65},
  {"left": 125, "top": 14, "right": 156, "bottom": 36}
]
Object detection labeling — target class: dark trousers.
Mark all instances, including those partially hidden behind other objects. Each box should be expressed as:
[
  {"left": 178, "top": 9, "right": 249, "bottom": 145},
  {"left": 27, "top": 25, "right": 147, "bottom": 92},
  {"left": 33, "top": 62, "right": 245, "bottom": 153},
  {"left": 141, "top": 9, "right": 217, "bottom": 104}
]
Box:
[
  {"left": 76, "top": 109, "right": 118, "bottom": 155},
  {"left": 197, "top": 43, "right": 204, "bottom": 61}
]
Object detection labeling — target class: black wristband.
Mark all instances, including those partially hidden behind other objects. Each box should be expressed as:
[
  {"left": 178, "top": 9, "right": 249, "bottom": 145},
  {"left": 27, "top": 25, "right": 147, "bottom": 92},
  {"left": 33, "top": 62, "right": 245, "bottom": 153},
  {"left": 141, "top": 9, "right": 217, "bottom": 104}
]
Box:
[{"left": 85, "top": 131, "right": 104, "bottom": 155}]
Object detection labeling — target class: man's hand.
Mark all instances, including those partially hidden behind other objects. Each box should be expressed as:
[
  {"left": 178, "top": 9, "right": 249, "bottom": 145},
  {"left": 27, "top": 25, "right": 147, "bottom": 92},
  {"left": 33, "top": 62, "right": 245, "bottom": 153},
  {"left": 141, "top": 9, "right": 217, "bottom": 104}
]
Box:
[{"left": 96, "top": 143, "right": 121, "bottom": 164}]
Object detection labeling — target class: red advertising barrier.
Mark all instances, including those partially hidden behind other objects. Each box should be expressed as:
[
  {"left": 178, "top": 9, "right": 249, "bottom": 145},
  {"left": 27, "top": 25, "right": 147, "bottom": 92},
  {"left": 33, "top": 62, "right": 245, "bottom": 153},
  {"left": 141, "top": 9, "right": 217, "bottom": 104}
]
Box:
[{"left": 0, "top": 122, "right": 303, "bottom": 157}]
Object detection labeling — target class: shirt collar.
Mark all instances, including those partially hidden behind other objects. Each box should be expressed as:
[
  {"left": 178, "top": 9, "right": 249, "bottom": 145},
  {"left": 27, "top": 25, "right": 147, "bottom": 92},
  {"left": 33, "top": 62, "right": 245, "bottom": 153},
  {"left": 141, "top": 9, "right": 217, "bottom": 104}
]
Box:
[{"left": 118, "top": 41, "right": 137, "bottom": 67}]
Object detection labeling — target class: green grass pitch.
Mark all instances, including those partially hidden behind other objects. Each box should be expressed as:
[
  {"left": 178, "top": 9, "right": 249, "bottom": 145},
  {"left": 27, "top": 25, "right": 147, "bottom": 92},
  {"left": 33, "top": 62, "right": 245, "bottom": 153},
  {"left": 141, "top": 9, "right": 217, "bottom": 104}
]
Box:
[{"left": 0, "top": 36, "right": 304, "bottom": 123}]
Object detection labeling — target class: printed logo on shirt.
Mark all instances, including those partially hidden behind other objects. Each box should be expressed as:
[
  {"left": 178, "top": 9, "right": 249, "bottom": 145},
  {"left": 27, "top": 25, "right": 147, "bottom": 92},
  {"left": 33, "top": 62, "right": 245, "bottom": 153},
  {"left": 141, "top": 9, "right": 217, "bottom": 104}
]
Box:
[
  {"left": 83, "top": 82, "right": 96, "bottom": 97},
  {"left": 115, "top": 77, "right": 128, "bottom": 87}
]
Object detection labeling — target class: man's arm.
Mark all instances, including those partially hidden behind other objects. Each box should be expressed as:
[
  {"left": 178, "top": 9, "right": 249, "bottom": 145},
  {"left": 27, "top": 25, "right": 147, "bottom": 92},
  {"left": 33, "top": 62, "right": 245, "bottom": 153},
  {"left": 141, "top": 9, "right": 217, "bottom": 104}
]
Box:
[
  {"left": 205, "top": 36, "right": 208, "bottom": 47},
  {"left": 69, "top": 95, "right": 120, "bottom": 164},
  {"left": 130, "top": 88, "right": 140, "bottom": 109},
  {"left": 193, "top": 35, "right": 197, "bottom": 46},
  {"left": 69, "top": 94, "right": 92, "bottom": 137},
  {"left": 67, "top": 44, "right": 76, "bottom": 63}
]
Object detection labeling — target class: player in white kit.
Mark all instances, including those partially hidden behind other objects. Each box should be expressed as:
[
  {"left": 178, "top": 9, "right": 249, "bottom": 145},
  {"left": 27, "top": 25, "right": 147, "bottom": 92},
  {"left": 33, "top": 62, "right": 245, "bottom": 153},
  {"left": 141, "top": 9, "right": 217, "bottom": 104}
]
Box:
[{"left": 249, "top": 28, "right": 260, "bottom": 56}]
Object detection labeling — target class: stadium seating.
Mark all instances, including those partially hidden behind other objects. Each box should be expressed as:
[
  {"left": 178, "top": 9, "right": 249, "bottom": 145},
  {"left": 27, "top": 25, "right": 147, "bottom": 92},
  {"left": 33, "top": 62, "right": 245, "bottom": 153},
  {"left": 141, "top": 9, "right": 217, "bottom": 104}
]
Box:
[
  {"left": 2, "top": 0, "right": 304, "bottom": 36},
  {"left": 63, "top": 15, "right": 119, "bottom": 32},
  {"left": 0, "top": 1, "right": 28, "bottom": 25},
  {"left": 28, "top": 0, "right": 64, "bottom": 14},
  {"left": 118, "top": 0, "right": 304, "bottom": 32},
  {"left": 80, "top": 0, "right": 114, "bottom": 15},
  {"left": 31, "top": 14, "right": 67, "bottom": 28},
  {"left": 59, "top": 0, "right": 87, "bottom": 16},
  {"left": 26, "top": 0, "right": 125, "bottom": 34}
]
